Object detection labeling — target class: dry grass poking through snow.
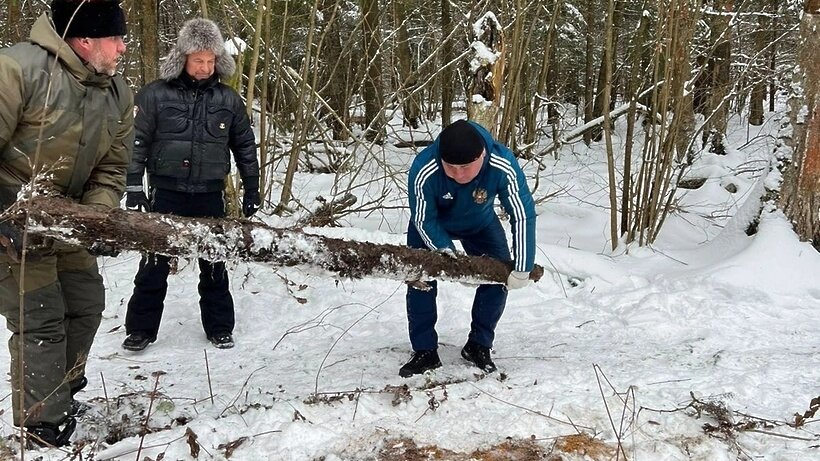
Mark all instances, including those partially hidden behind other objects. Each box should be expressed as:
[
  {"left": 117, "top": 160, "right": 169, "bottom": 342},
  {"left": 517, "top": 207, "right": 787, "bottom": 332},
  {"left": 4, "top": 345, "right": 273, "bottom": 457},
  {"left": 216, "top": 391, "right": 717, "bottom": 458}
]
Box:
[
  {"left": 377, "top": 433, "right": 618, "bottom": 461},
  {"left": 549, "top": 433, "right": 617, "bottom": 460}
]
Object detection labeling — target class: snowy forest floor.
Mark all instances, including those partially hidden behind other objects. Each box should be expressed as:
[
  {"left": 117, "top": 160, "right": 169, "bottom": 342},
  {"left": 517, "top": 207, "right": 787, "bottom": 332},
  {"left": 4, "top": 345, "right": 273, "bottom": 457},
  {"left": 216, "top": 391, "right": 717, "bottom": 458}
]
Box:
[{"left": 2, "top": 109, "right": 820, "bottom": 461}]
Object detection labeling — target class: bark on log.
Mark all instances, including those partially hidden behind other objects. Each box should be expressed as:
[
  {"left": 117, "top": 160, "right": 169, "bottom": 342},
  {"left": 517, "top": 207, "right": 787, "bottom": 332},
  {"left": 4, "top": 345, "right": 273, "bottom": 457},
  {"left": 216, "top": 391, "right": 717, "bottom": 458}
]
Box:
[{"left": 13, "top": 196, "right": 544, "bottom": 285}]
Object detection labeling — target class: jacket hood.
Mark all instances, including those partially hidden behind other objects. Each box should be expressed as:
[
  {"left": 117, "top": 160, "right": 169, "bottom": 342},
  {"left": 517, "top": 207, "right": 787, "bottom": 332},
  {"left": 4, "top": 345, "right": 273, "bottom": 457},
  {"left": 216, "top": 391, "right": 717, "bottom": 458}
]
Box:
[
  {"left": 30, "top": 14, "right": 110, "bottom": 87},
  {"left": 159, "top": 18, "right": 236, "bottom": 81}
]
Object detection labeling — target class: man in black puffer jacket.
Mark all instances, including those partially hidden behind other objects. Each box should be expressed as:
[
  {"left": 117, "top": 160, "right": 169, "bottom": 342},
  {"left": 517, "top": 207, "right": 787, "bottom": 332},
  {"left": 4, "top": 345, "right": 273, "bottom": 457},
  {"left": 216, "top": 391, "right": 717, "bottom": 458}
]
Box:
[{"left": 122, "top": 18, "right": 260, "bottom": 352}]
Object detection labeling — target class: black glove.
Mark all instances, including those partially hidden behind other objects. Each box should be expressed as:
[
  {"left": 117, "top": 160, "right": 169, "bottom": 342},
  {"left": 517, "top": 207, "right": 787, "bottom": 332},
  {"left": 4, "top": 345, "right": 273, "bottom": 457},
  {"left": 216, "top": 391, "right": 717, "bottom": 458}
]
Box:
[
  {"left": 242, "top": 189, "right": 261, "bottom": 218},
  {"left": 87, "top": 241, "right": 120, "bottom": 258},
  {"left": 0, "top": 222, "right": 23, "bottom": 260},
  {"left": 125, "top": 189, "right": 150, "bottom": 212}
]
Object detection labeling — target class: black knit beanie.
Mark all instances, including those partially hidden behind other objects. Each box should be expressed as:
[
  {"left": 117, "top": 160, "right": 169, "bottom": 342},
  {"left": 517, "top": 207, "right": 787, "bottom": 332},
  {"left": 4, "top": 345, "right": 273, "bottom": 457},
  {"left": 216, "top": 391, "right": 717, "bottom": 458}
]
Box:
[
  {"left": 51, "top": 0, "right": 127, "bottom": 39},
  {"left": 439, "top": 120, "right": 485, "bottom": 165}
]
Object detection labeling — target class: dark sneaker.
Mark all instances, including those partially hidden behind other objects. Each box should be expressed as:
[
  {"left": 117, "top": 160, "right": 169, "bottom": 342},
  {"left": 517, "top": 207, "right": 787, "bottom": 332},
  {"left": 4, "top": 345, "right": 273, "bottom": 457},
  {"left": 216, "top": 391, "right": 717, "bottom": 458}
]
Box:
[
  {"left": 208, "top": 332, "right": 234, "bottom": 349},
  {"left": 26, "top": 417, "right": 76, "bottom": 448},
  {"left": 399, "top": 350, "right": 442, "bottom": 377},
  {"left": 461, "top": 341, "right": 497, "bottom": 373},
  {"left": 122, "top": 332, "right": 156, "bottom": 351}
]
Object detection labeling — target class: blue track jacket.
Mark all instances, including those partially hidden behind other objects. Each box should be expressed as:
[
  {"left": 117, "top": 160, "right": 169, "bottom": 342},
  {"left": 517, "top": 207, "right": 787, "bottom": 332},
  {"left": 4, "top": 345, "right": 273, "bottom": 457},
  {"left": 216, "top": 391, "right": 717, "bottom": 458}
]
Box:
[{"left": 408, "top": 121, "right": 536, "bottom": 272}]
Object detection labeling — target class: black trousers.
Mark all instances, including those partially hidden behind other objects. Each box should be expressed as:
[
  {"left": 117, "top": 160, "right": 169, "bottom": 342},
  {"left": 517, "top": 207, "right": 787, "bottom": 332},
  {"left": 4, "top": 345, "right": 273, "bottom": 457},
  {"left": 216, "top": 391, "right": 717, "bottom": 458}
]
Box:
[{"left": 125, "top": 189, "right": 234, "bottom": 338}]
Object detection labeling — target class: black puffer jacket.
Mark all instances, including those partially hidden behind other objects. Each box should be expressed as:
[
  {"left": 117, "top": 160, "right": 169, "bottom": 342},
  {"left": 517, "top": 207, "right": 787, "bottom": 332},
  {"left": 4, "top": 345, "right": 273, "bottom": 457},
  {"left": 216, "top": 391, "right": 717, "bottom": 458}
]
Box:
[{"left": 126, "top": 74, "right": 258, "bottom": 193}]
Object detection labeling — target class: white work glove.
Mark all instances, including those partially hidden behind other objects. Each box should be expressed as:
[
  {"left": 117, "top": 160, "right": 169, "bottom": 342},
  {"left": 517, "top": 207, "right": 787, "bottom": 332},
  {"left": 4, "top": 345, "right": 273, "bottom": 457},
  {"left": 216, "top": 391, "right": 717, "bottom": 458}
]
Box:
[
  {"left": 437, "top": 247, "right": 458, "bottom": 259},
  {"left": 506, "top": 271, "right": 531, "bottom": 290}
]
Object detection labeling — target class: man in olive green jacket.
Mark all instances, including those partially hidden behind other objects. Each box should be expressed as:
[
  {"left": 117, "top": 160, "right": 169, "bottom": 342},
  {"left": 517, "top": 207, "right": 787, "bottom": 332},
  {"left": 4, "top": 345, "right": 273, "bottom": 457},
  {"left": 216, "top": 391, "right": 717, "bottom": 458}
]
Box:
[{"left": 0, "top": 0, "right": 132, "bottom": 447}]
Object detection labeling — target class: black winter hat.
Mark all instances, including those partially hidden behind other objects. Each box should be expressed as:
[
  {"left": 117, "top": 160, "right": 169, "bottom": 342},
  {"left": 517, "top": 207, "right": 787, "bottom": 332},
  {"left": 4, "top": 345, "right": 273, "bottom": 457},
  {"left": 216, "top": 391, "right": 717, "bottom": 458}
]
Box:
[
  {"left": 51, "top": 0, "right": 127, "bottom": 39},
  {"left": 439, "top": 120, "right": 485, "bottom": 165}
]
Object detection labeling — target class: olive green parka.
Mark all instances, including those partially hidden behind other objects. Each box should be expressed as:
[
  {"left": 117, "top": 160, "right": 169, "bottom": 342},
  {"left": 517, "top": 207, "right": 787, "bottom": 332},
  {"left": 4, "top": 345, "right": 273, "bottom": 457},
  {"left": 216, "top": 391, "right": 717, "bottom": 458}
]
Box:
[{"left": 0, "top": 14, "right": 134, "bottom": 211}]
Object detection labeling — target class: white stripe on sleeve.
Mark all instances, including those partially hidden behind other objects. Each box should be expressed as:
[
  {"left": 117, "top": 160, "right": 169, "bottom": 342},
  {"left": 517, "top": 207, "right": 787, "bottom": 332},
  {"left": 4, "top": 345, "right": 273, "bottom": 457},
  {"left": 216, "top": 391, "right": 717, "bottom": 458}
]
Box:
[
  {"left": 489, "top": 154, "right": 527, "bottom": 269},
  {"left": 412, "top": 160, "right": 439, "bottom": 249}
]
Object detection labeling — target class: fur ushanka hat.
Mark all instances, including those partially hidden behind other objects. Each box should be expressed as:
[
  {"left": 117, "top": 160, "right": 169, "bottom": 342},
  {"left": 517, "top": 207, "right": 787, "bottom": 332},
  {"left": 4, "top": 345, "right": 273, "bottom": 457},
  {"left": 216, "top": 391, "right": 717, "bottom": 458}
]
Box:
[{"left": 159, "top": 17, "right": 236, "bottom": 81}]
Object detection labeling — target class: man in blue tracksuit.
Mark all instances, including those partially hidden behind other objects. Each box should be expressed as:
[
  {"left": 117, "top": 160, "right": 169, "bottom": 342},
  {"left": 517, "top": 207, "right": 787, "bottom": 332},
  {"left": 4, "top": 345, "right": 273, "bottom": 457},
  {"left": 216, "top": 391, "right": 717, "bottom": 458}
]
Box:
[{"left": 400, "top": 119, "right": 536, "bottom": 377}]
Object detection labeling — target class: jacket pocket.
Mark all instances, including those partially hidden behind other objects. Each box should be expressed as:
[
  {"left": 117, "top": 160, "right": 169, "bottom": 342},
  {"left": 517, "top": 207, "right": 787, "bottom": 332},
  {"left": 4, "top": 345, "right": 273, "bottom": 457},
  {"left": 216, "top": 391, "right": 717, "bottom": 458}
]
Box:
[
  {"left": 156, "top": 103, "right": 190, "bottom": 134},
  {"left": 198, "top": 149, "right": 231, "bottom": 182},
  {"left": 153, "top": 142, "right": 191, "bottom": 179},
  {"left": 205, "top": 107, "right": 232, "bottom": 141},
  {"left": 96, "top": 115, "right": 122, "bottom": 160}
]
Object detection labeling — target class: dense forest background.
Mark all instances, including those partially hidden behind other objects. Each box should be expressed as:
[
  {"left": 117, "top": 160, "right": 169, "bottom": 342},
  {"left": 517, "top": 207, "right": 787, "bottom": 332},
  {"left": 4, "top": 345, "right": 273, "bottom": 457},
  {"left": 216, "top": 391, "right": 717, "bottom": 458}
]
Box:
[
  {"left": 1, "top": 0, "right": 818, "bottom": 249},
  {"left": 2, "top": 3, "right": 820, "bottom": 459}
]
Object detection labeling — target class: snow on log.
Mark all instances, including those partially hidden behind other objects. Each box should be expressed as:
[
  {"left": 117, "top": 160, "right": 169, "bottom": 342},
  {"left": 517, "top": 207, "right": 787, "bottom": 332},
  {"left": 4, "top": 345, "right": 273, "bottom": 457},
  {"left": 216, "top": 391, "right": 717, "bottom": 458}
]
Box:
[{"left": 15, "top": 195, "right": 544, "bottom": 284}]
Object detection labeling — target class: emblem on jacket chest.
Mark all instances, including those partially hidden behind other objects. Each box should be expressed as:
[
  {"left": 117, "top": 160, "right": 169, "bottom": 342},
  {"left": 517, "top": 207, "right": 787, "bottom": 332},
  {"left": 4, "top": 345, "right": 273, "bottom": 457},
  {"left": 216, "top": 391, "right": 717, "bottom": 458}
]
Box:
[
  {"left": 472, "top": 188, "right": 488, "bottom": 204},
  {"left": 219, "top": 122, "right": 226, "bottom": 130}
]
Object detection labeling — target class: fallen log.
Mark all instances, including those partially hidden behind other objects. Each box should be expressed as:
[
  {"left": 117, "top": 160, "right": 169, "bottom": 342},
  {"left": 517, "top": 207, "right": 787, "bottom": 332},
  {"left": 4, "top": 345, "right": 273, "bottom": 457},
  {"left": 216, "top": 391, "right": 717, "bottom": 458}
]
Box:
[{"left": 12, "top": 195, "right": 544, "bottom": 285}]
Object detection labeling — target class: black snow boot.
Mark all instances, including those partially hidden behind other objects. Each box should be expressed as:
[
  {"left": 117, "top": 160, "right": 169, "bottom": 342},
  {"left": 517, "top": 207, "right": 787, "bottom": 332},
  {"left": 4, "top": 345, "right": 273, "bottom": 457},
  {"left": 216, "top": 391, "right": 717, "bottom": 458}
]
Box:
[
  {"left": 399, "top": 350, "right": 442, "bottom": 377},
  {"left": 208, "top": 332, "right": 235, "bottom": 349},
  {"left": 461, "top": 341, "right": 497, "bottom": 373},
  {"left": 69, "top": 376, "right": 90, "bottom": 417},
  {"left": 25, "top": 417, "right": 76, "bottom": 448},
  {"left": 122, "top": 332, "right": 157, "bottom": 351}
]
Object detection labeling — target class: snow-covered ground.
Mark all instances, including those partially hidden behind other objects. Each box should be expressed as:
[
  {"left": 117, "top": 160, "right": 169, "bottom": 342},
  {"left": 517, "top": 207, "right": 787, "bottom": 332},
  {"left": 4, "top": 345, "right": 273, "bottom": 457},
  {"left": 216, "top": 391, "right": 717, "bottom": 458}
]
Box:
[{"left": 2, "top": 110, "right": 820, "bottom": 460}]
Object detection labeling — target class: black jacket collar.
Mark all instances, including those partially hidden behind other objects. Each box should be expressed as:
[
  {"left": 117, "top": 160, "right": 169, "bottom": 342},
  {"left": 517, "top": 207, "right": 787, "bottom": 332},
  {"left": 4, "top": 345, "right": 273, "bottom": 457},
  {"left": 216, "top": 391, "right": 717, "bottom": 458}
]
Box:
[{"left": 174, "top": 72, "right": 219, "bottom": 90}]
